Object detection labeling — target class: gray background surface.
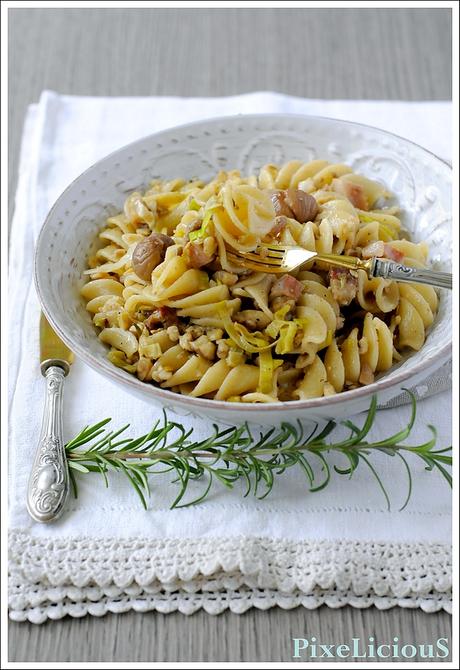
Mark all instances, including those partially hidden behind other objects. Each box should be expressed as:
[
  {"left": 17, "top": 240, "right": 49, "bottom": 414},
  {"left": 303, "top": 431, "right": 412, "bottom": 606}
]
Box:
[{"left": 8, "top": 7, "right": 452, "bottom": 663}]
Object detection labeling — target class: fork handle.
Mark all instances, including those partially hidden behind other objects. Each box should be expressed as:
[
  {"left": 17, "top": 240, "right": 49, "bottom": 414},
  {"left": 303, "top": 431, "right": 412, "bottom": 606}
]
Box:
[{"left": 372, "top": 259, "right": 452, "bottom": 290}]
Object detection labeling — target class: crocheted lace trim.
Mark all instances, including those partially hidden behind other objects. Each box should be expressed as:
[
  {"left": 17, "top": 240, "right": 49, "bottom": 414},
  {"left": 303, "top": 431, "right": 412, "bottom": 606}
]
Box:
[
  {"left": 9, "top": 531, "right": 451, "bottom": 623},
  {"left": 10, "top": 585, "right": 451, "bottom": 624}
]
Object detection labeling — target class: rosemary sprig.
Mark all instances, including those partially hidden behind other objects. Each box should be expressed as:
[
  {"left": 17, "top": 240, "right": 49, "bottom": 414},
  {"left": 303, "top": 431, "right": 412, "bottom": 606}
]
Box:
[{"left": 65, "top": 394, "right": 452, "bottom": 511}]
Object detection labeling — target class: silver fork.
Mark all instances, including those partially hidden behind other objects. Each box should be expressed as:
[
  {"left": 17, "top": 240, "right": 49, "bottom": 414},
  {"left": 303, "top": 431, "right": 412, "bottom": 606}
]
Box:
[{"left": 227, "top": 244, "right": 452, "bottom": 290}]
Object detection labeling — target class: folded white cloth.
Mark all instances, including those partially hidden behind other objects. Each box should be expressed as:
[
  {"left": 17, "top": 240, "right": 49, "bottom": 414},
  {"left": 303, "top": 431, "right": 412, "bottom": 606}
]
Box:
[{"left": 9, "top": 92, "right": 452, "bottom": 623}]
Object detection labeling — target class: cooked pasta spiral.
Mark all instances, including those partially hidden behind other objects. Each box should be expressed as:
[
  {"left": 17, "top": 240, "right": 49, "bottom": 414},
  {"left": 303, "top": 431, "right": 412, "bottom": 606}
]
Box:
[
  {"left": 397, "top": 284, "right": 438, "bottom": 351},
  {"left": 294, "top": 313, "right": 394, "bottom": 399},
  {"left": 356, "top": 270, "right": 400, "bottom": 314}
]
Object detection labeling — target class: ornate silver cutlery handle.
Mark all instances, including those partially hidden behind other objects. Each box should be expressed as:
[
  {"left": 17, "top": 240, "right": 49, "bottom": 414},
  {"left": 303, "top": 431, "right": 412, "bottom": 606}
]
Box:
[
  {"left": 373, "top": 259, "right": 452, "bottom": 290},
  {"left": 27, "top": 361, "right": 70, "bottom": 523}
]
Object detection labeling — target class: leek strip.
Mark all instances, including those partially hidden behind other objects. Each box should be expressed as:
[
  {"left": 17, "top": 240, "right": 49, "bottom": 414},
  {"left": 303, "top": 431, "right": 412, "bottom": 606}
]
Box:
[
  {"left": 258, "top": 349, "right": 282, "bottom": 394},
  {"left": 218, "top": 306, "right": 275, "bottom": 354},
  {"left": 189, "top": 203, "right": 222, "bottom": 240},
  {"left": 275, "top": 322, "right": 299, "bottom": 355},
  {"left": 189, "top": 198, "right": 202, "bottom": 211}
]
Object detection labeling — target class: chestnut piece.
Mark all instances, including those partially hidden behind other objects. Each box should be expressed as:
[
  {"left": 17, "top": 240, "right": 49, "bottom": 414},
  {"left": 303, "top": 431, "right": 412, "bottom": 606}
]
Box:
[
  {"left": 132, "top": 233, "right": 173, "bottom": 281},
  {"left": 270, "top": 189, "right": 318, "bottom": 223},
  {"left": 284, "top": 189, "right": 318, "bottom": 223}
]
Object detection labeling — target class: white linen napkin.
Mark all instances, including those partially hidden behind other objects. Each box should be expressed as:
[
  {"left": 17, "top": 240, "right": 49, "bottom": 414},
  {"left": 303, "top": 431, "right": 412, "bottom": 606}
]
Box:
[{"left": 9, "top": 92, "right": 452, "bottom": 623}]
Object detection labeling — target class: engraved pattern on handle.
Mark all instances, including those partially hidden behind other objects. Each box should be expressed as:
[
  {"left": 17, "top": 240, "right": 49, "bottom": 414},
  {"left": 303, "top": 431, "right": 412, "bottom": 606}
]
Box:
[
  {"left": 27, "top": 366, "right": 69, "bottom": 523},
  {"left": 373, "top": 259, "right": 452, "bottom": 290}
]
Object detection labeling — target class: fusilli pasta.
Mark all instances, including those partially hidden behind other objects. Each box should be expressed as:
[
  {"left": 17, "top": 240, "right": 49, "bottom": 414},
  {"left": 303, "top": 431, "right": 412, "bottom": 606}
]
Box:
[{"left": 81, "top": 160, "right": 438, "bottom": 402}]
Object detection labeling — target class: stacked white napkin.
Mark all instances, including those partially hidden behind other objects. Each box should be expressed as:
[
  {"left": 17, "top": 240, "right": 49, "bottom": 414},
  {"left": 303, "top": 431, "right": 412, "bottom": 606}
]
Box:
[{"left": 9, "top": 92, "right": 452, "bottom": 623}]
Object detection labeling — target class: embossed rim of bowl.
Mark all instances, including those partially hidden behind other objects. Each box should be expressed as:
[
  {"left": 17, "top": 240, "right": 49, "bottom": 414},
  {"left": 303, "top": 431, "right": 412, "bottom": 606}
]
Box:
[{"left": 35, "top": 113, "right": 452, "bottom": 413}]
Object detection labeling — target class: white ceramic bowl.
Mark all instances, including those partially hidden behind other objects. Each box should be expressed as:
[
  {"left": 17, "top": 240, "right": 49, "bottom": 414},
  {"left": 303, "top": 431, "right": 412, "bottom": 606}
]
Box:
[{"left": 35, "top": 114, "right": 452, "bottom": 425}]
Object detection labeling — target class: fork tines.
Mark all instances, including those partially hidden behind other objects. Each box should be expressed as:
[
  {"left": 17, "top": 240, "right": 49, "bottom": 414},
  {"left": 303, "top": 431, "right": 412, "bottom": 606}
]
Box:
[
  {"left": 226, "top": 251, "right": 285, "bottom": 272},
  {"left": 228, "top": 249, "right": 285, "bottom": 265}
]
